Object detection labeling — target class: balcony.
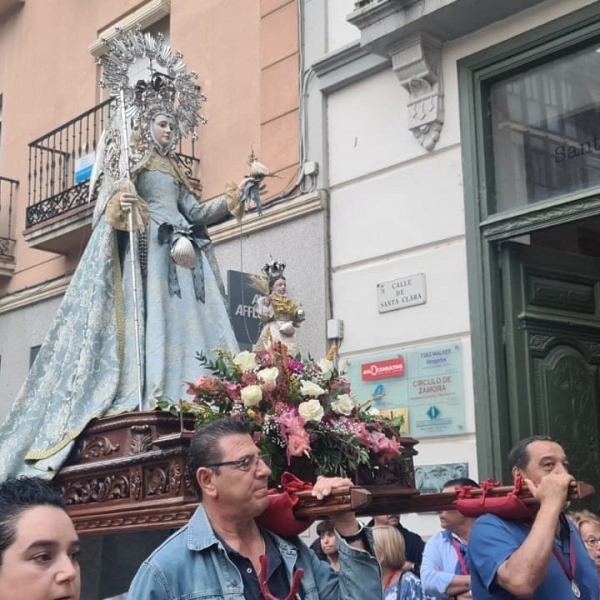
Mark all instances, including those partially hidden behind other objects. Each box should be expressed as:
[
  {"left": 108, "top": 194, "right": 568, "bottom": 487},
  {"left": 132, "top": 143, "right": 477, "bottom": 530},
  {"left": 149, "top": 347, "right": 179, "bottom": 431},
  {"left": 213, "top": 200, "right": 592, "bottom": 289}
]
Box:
[
  {"left": 24, "top": 100, "right": 200, "bottom": 255},
  {"left": 0, "top": 175, "right": 18, "bottom": 277}
]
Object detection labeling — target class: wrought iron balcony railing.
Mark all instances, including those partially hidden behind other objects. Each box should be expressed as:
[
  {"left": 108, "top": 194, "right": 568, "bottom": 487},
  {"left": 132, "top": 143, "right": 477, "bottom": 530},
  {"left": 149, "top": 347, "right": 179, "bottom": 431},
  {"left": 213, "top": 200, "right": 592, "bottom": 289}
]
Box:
[
  {"left": 0, "top": 175, "right": 18, "bottom": 258},
  {"left": 27, "top": 100, "right": 200, "bottom": 230}
]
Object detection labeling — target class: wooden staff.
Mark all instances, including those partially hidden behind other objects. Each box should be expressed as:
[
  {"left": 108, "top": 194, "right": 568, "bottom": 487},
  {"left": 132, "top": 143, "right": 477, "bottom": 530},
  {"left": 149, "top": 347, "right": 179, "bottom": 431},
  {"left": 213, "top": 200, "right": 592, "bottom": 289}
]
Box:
[
  {"left": 407, "top": 479, "right": 595, "bottom": 514},
  {"left": 292, "top": 480, "right": 595, "bottom": 520},
  {"left": 293, "top": 486, "right": 372, "bottom": 519}
]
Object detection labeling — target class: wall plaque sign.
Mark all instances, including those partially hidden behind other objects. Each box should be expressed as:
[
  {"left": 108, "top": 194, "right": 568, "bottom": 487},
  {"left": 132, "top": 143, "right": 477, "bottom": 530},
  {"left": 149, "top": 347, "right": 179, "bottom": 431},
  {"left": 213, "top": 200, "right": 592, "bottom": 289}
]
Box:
[{"left": 377, "top": 273, "right": 426, "bottom": 313}]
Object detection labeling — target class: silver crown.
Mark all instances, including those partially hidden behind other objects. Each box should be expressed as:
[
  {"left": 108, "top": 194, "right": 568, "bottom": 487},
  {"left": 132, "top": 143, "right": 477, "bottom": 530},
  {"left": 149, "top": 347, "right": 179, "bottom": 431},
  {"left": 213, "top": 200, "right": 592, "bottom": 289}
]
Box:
[
  {"left": 262, "top": 260, "right": 286, "bottom": 281},
  {"left": 97, "top": 26, "right": 205, "bottom": 141}
]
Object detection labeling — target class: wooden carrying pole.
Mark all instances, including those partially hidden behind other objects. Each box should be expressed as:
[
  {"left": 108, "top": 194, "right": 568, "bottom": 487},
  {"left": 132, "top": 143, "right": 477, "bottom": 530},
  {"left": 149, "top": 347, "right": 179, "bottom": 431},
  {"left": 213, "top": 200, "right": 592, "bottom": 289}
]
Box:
[{"left": 292, "top": 480, "right": 595, "bottom": 520}]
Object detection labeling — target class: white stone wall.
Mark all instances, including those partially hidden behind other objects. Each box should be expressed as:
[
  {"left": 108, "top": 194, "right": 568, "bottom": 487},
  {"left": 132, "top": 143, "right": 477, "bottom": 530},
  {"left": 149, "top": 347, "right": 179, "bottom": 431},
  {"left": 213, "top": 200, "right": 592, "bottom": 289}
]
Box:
[
  {"left": 318, "top": 0, "right": 597, "bottom": 535},
  {"left": 0, "top": 294, "right": 62, "bottom": 421}
]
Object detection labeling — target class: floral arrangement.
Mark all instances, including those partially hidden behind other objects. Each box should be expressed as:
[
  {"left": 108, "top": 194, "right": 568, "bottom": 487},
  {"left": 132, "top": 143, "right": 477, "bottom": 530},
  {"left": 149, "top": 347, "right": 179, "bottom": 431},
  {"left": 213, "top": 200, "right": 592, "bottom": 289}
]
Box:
[{"left": 158, "top": 343, "right": 406, "bottom": 482}]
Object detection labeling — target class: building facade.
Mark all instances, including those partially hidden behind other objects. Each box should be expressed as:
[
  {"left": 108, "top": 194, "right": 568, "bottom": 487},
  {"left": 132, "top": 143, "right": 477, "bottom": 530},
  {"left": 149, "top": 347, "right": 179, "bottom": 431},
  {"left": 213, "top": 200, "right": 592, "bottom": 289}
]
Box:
[
  {"left": 3, "top": 0, "right": 600, "bottom": 592},
  {"left": 304, "top": 0, "right": 600, "bottom": 534},
  {"left": 0, "top": 3, "right": 326, "bottom": 596},
  {"left": 0, "top": 0, "right": 330, "bottom": 420}
]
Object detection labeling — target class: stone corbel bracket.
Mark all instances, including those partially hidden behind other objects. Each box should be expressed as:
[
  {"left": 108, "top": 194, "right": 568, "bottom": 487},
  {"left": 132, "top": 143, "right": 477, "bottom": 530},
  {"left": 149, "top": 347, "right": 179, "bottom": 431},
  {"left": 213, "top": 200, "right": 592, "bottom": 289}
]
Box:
[{"left": 390, "top": 34, "right": 444, "bottom": 151}]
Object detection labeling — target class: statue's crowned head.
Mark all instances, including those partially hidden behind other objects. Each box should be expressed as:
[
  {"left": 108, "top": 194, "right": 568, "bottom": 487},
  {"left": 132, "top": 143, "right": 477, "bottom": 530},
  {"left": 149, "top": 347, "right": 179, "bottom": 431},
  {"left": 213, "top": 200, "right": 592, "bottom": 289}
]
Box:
[{"left": 97, "top": 26, "right": 206, "bottom": 155}]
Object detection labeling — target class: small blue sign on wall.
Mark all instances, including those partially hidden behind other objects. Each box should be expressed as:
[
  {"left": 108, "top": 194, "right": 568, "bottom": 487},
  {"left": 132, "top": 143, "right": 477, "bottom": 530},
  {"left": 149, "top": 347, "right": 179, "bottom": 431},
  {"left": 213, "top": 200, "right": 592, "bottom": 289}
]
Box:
[{"left": 74, "top": 152, "right": 96, "bottom": 183}]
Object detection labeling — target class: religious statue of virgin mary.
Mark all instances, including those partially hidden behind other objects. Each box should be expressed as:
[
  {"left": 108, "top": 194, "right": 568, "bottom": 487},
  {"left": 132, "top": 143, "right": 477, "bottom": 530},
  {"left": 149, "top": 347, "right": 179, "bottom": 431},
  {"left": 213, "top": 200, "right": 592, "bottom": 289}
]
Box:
[{"left": 0, "top": 28, "right": 240, "bottom": 479}]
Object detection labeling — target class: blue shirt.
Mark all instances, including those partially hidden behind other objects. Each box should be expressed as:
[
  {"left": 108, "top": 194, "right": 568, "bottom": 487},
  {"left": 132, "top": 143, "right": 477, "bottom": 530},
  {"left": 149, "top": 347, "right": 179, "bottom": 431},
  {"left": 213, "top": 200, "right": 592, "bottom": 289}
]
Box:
[
  {"left": 127, "top": 504, "right": 383, "bottom": 600},
  {"left": 421, "top": 530, "right": 465, "bottom": 598},
  {"left": 384, "top": 571, "right": 424, "bottom": 600},
  {"left": 467, "top": 514, "right": 600, "bottom": 600}
]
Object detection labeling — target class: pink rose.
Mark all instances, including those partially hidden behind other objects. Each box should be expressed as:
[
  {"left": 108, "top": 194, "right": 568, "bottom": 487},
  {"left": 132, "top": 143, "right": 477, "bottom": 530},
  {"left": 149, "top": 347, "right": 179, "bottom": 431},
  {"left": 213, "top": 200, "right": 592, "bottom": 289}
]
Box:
[
  {"left": 186, "top": 375, "right": 221, "bottom": 397},
  {"left": 222, "top": 380, "right": 241, "bottom": 402},
  {"left": 369, "top": 431, "right": 402, "bottom": 462},
  {"left": 287, "top": 432, "right": 311, "bottom": 459}
]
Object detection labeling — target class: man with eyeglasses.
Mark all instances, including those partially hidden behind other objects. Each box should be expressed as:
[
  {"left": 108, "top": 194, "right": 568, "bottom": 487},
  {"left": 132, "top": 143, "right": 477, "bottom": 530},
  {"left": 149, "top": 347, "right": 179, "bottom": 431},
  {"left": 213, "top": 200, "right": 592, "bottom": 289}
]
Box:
[
  {"left": 128, "top": 416, "right": 382, "bottom": 599},
  {"left": 467, "top": 435, "right": 599, "bottom": 600}
]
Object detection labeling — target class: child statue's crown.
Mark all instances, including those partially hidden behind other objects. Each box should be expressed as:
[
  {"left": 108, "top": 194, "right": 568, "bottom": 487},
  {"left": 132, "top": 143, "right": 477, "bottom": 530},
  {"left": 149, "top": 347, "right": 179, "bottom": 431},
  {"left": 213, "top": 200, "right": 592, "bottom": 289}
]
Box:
[{"left": 262, "top": 260, "right": 286, "bottom": 281}]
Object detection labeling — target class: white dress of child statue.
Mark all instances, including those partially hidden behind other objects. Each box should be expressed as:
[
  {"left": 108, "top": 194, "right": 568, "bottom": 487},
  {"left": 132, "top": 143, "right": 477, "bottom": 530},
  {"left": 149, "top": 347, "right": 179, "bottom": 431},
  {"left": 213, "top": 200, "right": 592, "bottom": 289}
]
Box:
[{"left": 253, "top": 263, "right": 305, "bottom": 355}]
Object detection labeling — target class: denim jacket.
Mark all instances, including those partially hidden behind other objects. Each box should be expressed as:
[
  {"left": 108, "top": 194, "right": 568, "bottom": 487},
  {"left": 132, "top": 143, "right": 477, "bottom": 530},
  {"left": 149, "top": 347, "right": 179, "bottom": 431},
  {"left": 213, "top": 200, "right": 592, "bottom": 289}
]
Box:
[{"left": 127, "top": 505, "right": 382, "bottom": 600}]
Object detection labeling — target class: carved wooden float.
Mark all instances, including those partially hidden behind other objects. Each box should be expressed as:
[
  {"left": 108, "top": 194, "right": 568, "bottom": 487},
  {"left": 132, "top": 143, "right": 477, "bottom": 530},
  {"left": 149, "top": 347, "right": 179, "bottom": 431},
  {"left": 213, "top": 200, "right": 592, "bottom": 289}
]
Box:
[
  {"left": 56, "top": 412, "right": 199, "bottom": 535},
  {"left": 55, "top": 411, "right": 419, "bottom": 536}
]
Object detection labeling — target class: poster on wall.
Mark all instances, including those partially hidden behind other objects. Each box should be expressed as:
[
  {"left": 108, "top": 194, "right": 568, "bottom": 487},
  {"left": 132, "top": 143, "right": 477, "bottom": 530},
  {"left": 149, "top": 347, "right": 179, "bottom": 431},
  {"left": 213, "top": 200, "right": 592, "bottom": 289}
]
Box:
[
  {"left": 227, "top": 270, "right": 262, "bottom": 351},
  {"left": 345, "top": 341, "right": 466, "bottom": 438},
  {"left": 415, "top": 462, "right": 470, "bottom": 493}
]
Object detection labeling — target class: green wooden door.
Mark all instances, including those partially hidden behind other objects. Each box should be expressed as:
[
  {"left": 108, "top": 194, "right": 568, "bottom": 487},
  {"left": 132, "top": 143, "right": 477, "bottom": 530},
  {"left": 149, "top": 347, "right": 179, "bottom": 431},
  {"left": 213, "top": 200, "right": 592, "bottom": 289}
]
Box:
[{"left": 501, "top": 241, "right": 600, "bottom": 511}]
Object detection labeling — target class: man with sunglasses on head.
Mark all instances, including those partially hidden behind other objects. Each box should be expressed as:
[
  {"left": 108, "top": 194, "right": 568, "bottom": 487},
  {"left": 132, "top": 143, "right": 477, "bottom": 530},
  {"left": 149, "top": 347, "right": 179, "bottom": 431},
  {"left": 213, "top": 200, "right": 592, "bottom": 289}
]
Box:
[{"left": 128, "top": 417, "right": 381, "bottom": 599}]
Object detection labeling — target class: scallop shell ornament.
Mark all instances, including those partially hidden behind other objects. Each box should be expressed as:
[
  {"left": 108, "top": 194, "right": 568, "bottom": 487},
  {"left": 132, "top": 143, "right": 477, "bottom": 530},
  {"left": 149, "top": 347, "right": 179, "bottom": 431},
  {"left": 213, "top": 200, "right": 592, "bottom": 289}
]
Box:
[{"left": 170, "top": 237, "right": 196, "bottom": 269}]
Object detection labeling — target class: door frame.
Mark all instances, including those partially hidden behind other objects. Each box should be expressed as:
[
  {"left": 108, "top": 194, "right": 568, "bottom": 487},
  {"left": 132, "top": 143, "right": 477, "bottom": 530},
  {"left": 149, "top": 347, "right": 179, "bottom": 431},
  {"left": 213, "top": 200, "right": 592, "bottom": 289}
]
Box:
[{"left": 458, "top": 2, "right": 600, "bottom": 481}]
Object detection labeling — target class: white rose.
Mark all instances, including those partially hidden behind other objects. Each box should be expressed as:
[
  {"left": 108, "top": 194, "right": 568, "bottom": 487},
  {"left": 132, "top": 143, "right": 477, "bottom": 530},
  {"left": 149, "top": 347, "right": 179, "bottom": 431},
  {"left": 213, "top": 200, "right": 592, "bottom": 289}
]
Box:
[
  {"left": 318, "top": 358, "right": 334, "bottom": 380},
  {"left": 300, "top": 380, "right": 326, "bottom": 397},
  {"left": 258, "top": 367, "right": 279, "bottom": 391},
  {"left": 331, "top": 394, "right": 355, "bottom": 416},
  {"left": 298, "top": 399, "right": 324, "bottom": 422},
  {"left": 250, "top": 160, "right": 270, "bottom": 177},
  {"left": 241, "top": 385, "right": 262, "bottom": 407},
  {"left": 233, "top": 351, "right": 257, "bottom": 372}
]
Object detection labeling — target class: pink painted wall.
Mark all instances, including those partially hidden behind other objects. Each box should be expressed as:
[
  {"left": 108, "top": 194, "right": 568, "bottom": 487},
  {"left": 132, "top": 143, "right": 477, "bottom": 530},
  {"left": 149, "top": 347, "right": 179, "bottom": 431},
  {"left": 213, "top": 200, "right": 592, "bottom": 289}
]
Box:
[{"left": 0, "top": 0, "right": 299, "bottom": 294}]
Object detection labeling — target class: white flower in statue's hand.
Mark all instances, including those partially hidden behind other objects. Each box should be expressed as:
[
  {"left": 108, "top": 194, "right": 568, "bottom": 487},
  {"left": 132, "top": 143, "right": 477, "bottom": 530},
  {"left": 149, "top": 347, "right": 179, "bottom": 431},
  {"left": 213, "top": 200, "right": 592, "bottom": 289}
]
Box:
[
  {"left": 233, "top": 350, "right": 258, "bottom": 372},
  {"left": 331, "top": 394, "right": 355, "bottom": 416},
  {"left": 298, "top": 399, "right": 325, "bottom": 422},
  {"left": 318, "top": 358, "right": 334, "bottom": 381},
  {"left": 258, "top": 367, "right": 279, "bottom": 391},
  {"left": 299, "top": 380, "right": 326, "bottom": 397},
  {"left": 241, "top": 385, "right": 263, "bottom": 407},
  {"left": 249, "top": 160, "right": 270, "bottom": 178}
]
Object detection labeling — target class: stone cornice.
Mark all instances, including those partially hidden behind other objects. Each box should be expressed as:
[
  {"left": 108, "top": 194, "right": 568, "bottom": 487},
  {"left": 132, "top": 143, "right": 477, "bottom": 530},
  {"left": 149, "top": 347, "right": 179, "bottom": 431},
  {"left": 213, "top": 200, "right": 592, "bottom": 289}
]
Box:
[
  {"left": 347, "top": 0, "right": 549, "bottom": 55},
  {"left": 312, "top": 42, "right": 390, "bottom": 93},
  {"left": 343, "top": 0, "right": 549, "bottom": 152},
  {"left": 0, "top": 274, "right": 71, "bottom": 315},
  {"left": 89, "top": 0, "right": 171, "bottom": 58},
  {"left": 0, "top": 191, "right": 326, "bottom": 315},
  {"left": 209, "top": 190, "right": 327, "bottom": 245}
]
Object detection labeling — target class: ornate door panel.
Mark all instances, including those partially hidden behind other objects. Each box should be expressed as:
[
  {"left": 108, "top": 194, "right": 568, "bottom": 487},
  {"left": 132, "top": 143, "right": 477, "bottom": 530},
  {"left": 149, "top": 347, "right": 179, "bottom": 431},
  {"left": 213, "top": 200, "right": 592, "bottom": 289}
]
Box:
[{"left": 501, "top": 242, "right": 600, "bottom": 511}]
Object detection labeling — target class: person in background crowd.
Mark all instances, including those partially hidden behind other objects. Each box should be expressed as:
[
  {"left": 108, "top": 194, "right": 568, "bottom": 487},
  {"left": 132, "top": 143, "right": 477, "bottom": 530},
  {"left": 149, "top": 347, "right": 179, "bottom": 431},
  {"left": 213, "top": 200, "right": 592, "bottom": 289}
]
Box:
[
  {"left": 373, "top": 525, "right": 424, "bottom": 600},
  {"left": 468, "top": 435, "right": 599, "bottom": 599},
  {"left": 314, "top": 519, "right": 340, "bottom": 571},
  {"left": 370, "top": 514, "right": 425, "bottom": 576},
  {"left": 0, "top": 476, "right": 80, "bottom": 600},
  {"left": 128, "top": 417, "right": 382, "bottom": 599},
  {"left": 569, "top": 510, "right": 600, "bottom": 579},
  {"left": 421, "top": 478, "right": 479, "bottom": 599}
]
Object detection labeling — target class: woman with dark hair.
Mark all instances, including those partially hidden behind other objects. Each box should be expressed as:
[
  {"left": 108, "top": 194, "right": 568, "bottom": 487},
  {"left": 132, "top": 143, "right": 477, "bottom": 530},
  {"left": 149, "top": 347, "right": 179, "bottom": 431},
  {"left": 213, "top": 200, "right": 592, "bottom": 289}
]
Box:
[
  {"left": 0, "top": 477, "right": 80, "bottom": 600},
  {"left": 315, "top": 520, "right": 340, "bottom": 571}
]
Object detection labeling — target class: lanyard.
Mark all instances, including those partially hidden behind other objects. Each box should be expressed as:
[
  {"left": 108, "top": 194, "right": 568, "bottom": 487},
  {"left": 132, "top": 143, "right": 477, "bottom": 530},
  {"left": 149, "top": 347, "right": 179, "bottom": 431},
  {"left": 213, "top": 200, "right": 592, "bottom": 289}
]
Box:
[
  {"left": 383, "top": 570, "right": 400, "bottom": 590},
  {"left": 451, "top": 537, "right": 469, "bottom": 575},
  {"left": 552, "top": 537, "right": 575, "bottom": 581},
  {"left": 552, "top": 536, "right": 581, "bottom": 598}
]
